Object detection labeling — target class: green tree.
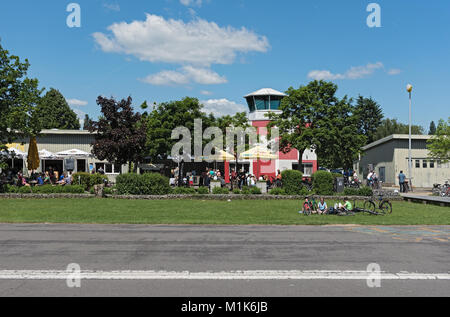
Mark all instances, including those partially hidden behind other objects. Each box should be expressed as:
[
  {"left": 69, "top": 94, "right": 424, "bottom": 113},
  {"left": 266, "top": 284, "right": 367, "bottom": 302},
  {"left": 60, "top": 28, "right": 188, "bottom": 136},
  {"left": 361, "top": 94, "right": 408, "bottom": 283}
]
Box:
[
  {"left": 83, "top": 114, "right": 93, "bottom": 130},
  {"left": 33, "top": 88, "right": 80, "bottom": 130},
  {"left": 268, "top": 80, "right": 366, "bottom": 171},
  {"left": 215, "top": 112, "right": 250, "bottom": 171},
  {"left": 89, "top": 96, "right": 147, "bottom": 170},
  {"left": 429, "top": 121, "right": 437, "bottom": 135},
  {"left": 354, "top": 96, "right": 384, "bottom": 144},
  {"left": 427, "top": 118, "right": 450, "bottom": 163},
  {"left": 145, "top": 97, "right": 215, "bottom": 161},
  {"left": 0, "top": 40, "right": 42, "bottom": 150},
  {"left": 373, "top": 118, "right": 424, "bottom": 141}
]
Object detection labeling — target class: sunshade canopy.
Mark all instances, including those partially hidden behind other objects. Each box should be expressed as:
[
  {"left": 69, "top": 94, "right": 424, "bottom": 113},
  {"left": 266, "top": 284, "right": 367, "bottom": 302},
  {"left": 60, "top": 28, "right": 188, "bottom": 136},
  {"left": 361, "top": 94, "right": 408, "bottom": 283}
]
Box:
[{"left": 240, "top": 145, "right": 278, "bottom": 160}]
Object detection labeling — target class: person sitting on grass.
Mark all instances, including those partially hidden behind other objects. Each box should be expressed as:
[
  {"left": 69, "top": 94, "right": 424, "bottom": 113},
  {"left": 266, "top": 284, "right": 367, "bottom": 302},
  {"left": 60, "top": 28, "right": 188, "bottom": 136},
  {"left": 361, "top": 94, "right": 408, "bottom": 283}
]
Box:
[
  {"left": 316, "top": 197, "right": 328, "bottom": 215},
  {"left": 338, "top": 197, "right": 353, "bottom": 213},
  {"left": 300, "top": 197, "right": 313, "bottom": 214}
]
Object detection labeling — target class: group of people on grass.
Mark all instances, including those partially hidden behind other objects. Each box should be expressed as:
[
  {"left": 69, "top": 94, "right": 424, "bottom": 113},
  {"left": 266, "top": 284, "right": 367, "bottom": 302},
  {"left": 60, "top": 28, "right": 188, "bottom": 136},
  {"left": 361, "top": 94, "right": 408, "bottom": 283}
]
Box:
[{"left": 300, "top": 196, "right": 353, "bottom": 215}]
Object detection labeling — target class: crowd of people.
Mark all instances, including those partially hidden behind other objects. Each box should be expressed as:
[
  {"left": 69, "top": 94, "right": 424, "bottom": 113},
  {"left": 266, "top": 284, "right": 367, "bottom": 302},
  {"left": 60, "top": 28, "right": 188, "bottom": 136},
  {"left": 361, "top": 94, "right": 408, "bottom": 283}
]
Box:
[
  {"left": 169, "top": 167, "right": 284, "bottom": 191},
  {"left": 0, "top": 167, "right": 73, "bottom": 187}
]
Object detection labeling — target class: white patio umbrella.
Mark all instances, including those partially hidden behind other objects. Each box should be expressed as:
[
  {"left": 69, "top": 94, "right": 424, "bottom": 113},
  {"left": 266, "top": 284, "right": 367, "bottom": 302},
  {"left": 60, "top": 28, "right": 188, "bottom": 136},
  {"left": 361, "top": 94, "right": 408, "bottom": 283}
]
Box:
[
  {"left": 55, "top": 149, "right": 92, "bottom": 157},
  {"left": 7, "top": 147, "right": 28, "bottom": 158},
  {"left": 239, "top": 145, "right": 278, "bottom": 179},
  {"left": 38, "top": 149, "right": 57, "bottom": 159}
]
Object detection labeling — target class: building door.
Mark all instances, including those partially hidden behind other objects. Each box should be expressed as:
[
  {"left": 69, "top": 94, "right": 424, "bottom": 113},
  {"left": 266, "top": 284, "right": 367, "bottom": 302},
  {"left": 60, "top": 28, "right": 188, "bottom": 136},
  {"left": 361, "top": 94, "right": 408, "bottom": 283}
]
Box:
[
  {"left": 379, "top": 167, "right": 386, "bottom": 183},
  {"left": 77, "top": 159, "right": 86, "bottom": 172}
]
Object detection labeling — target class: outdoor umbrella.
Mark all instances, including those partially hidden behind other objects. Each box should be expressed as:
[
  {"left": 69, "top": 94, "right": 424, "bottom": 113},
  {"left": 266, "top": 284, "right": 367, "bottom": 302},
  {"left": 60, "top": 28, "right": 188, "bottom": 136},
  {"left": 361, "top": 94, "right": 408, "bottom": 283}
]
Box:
[
  {"left": 55, "top": 149, "right": 92, "bottom": 157},
  {"left": 27, "top": 136, "right": 40, "bottom": 171},
  {"left": 239, "top": 145, "right": 278, "bottom": 179},
  {"left": 38, "top": 149, "right": 57, "bottom": 159}
]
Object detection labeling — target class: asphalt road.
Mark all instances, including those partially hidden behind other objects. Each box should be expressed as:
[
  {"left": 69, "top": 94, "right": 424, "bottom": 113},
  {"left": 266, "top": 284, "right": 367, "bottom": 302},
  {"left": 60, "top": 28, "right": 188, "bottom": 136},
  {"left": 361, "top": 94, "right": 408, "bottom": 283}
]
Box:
[{"left": 0, "top": 224, "right": 448, "bottom": 297}]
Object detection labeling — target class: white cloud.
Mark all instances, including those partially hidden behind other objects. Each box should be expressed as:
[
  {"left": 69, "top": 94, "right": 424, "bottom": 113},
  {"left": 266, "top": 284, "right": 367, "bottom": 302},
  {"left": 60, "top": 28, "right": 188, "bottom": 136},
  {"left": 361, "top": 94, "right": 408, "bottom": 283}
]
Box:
[
  {"left": 71, "top": 108, "right": 87, "bottom": 127},
  {"left": 103, "top": 3, "right": 120, "bottom": 12},
  {"left": 141, "top": 66, "right": 227, "bottom": 86},
  {"left": 92, "top": 13, "right": 269, "bottom": 67},
  {"left": 387, "top": 68, "right": 402, "bottom": 75},
  {"left": 201, "top": 99, "right": 247, "bottom": 116},
  {"left": 67, "top": 99, "right": 88, "bottom": 107},
  {"left": 200, "top": 90, "right": 213, "bottom": 96},
  {"left": 180, "top": 0, "right": 203, "bottom": 7},
  {"left": 308, "top": 62, "right": 384, "bottom": 80}
]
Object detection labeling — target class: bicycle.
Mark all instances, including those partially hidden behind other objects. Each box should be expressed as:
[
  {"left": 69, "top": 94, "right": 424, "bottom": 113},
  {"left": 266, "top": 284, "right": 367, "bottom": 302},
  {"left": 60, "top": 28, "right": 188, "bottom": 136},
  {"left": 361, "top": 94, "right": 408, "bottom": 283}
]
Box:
[{"left": 363, "top": 194, "right": 392, "bottom": 215}]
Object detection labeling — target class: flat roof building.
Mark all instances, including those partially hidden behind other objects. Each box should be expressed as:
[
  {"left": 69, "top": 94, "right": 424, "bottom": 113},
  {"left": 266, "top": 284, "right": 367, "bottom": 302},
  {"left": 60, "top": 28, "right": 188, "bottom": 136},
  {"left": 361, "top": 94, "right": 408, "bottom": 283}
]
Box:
[{"left": 354, "top": 134, "right": 450, "bottom": 188}]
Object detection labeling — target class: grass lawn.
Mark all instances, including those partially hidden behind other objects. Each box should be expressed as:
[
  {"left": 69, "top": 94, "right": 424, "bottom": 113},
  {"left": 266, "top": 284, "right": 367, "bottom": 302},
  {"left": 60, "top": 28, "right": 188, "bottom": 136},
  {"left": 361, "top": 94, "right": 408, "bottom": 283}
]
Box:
[{"left": 0, "top": 198, "right": 449, "bottom": 225}]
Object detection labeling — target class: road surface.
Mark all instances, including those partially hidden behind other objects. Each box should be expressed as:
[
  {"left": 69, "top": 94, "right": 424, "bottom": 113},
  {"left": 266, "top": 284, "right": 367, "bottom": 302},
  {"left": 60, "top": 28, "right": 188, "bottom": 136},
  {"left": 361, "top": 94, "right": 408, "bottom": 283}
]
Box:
[{"left": 0, "top": 224, "right": 448, "bottom": 297}]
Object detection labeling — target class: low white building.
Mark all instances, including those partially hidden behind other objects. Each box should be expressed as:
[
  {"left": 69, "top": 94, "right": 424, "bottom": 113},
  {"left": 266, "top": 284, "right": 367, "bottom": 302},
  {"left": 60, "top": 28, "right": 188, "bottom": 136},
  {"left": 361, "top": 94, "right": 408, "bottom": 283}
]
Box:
[{"left": 354, "top": 134, "right": 450, "bottom": 188}]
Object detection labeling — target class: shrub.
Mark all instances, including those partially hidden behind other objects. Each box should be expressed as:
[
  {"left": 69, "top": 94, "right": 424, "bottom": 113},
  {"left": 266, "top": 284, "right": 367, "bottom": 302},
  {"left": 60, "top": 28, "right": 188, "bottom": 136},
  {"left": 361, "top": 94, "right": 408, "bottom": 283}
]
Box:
[
  {"left": 72, "top": 172, "right": 107, "bottom": 191},
  {"left": 116, "top": 173, "right": 171, "bottom": 195},
  {"left": 312, "top": 170, "right": 334, "bottom": 195},
  {"left": 344, "top": 188, "right": 359, "bottom": 196},
  {"left": 17, "top": 186, "right": 32, "bottom": 194},
  {"left": 250, "top": 187, "right": 262, "bottom": 195},
  {"left": 72, "top": 172, "right": 91, "bottom": 191},
  {"left": 269, "top": 188, "right": 286, "bottom": 195},
  {"left": 358, "top": 186, "right": 373, "bottom": 197},
  {"left": 241, "top": 187, "right": 251, "bottom": 195},
  {"left": 233, "top": 188, "right": 241, "bottom": 195},
  {"left": 281, "top": 170, "right": 304, "bottom": 195},
  {"left": 197, "top": 187, "right": 209, "bottom": 195},
  {"left": 172, "top": 187, "right": 196, "bottom": 195},
  {"left": 212, "top": 187, "right": 230, "bottom": 195},
  {"left": 4, "top": 185, "right": 18, "bottom": 193},
  {"left": 62, "top": 185, "right": 85, "bottom": 194}
]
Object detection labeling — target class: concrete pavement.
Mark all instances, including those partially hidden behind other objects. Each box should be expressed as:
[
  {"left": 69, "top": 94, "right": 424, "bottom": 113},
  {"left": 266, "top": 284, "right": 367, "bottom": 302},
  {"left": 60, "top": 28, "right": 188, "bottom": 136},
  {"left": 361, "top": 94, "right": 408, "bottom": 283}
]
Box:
[{"left": 0, "top": 224, "right": 448, "bottom": 296}]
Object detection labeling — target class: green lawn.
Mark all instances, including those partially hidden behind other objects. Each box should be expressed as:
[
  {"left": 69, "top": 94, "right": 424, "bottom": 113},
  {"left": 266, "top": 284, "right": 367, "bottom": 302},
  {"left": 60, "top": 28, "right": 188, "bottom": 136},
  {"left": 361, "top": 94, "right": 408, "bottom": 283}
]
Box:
[{"left": 0, "top": 198, "right": 449, "bottom": 225}]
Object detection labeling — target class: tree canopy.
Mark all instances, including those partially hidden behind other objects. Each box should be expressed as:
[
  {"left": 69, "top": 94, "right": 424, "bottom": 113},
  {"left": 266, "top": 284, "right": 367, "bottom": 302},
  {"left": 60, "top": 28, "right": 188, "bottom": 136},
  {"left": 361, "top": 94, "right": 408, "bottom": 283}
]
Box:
[
  {"left": 89, "top": 96, "right": 147, "bottom": 167},
  {"left": 373, "top": 118, "right": 424, "bottom": 141},
  {"left": 145, "top": 97, "right": 215, "bottom": 162},
  {"left": 0, "top": 40, "right": 42, "bottom": 149},
  {"left": 427, "top": 118, "right": 450, "bottom": 163},
  {"left": 429, "top": 121, "right": 437, "bottom": 135},
  {"left": 33, "top": 88, "right": 80, "bottom": 130},
  {"left": 354, "top": 96, "right": 384, "bottom": 144},
  {"left": 268, "top": 80, "right": 366, "bottom": 170}
]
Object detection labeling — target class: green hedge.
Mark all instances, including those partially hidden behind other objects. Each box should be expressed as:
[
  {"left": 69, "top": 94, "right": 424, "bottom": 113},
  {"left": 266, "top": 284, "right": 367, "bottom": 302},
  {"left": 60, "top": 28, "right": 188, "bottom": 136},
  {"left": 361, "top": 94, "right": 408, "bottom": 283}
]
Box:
[
  {"left": 2, "top": 185, "right": 85, "bottom": 194},
  {"left": 343, "top": 186, "right": 373, "bottom": 197},
  {"left": 197, "top": 187, "right": 209, "bottom": 195},
  {"left": 269, "top": 188, "right": 286, "bottom": 195},
  {"left": 250, "top": 187, "right": 262, "bottom": 195},
  {"left": 172, "top": 187, "right": 197, "bottom": 195},
  {"left": 281, "top": 170, "right": 304, "bottom": 195},
  {"left": 212, "top": 187, "right": 230, "bottom": 195},
  {"left": 72, "top": 172, "right": 108, "bottom": 191},
  {"left": 312, "top": 170, "right": 334, "bottom": 195},
  {"left": 116, "top": 173, "right": 170, "bottom": 195}
]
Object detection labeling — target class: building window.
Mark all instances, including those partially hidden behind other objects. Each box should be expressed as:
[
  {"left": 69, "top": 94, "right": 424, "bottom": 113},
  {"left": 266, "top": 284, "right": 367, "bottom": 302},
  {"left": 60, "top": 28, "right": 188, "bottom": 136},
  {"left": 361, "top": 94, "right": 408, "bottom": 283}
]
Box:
[
  {"left": 302, "top": 163, "right": 314, "bottom": 176},
  {"left": 95, "top": 163, "right": 120, "bottom": 175},
  {"left": 415, "top": 160, "right": 420, "bottom": 168},
  {"left": 114, "top": 164, "right": 121, "bottom": 174},
  {"left": 430, "top": 160, "right": 435, "bottom": 168},
  {"left": 423, "top": 160, "right": 428, "bottom": 168}
]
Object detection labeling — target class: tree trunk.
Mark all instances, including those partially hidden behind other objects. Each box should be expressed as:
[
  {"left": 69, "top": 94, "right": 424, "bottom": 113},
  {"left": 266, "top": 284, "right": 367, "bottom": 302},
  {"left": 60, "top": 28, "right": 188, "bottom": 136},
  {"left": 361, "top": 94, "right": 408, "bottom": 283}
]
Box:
[{"left": 298, "top": 149, "right": 304, "bottom": 172}]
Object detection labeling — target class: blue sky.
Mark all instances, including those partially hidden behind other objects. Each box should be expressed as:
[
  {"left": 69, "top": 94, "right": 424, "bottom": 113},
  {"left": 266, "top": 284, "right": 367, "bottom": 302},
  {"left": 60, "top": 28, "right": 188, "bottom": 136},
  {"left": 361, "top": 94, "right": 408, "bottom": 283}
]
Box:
[{"left": 1, "top": 0, "right": 449, "bottom": 129}]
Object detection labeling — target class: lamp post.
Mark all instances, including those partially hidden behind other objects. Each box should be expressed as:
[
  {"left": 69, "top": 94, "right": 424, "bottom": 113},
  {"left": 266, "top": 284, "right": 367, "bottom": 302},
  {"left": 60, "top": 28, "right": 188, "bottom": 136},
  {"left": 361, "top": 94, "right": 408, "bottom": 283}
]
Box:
[{"left": 407, "top": 84, "right": 413, "bottom": 191}]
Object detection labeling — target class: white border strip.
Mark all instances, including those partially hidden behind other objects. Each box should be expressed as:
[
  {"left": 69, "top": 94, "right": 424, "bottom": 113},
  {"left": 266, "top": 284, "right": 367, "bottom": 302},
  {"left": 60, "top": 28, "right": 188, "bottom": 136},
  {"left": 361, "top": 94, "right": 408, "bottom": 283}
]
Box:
[{"left": 0, "top": 270, "right": 448, "bottom": 280}]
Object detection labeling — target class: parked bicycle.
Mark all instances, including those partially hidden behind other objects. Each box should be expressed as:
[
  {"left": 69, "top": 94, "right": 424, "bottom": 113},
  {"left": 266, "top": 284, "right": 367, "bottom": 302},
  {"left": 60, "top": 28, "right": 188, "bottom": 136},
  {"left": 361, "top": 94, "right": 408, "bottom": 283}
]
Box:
[
  {"left": 363, "top": 194, "right": 392, "bottom": 215},
  {"left": 433, "top": 181, "right": 450, "bottom": 197}
]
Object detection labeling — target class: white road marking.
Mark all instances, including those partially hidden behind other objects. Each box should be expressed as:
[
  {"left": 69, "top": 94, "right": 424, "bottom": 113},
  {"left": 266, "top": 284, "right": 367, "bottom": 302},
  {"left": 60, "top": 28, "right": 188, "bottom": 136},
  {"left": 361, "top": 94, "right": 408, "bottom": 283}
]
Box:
[{"left": 0, "top": 270, "right": 448, "bottom": 280}]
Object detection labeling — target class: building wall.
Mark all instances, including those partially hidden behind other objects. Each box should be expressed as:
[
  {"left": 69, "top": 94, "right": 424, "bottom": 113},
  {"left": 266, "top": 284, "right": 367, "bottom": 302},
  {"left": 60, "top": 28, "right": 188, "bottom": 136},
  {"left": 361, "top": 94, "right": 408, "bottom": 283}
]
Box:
[
  {"left": 355, "top": 140, "right": 396, "bottom": 184},
  {"left": 394, "top": 146, "right": 450, "bottom": 188},
  {"left": 8, "top": 131, "right": 126, "bottom": 182},
  {"left": 355, "top": 136, "right": 450, "bottom": 188}
]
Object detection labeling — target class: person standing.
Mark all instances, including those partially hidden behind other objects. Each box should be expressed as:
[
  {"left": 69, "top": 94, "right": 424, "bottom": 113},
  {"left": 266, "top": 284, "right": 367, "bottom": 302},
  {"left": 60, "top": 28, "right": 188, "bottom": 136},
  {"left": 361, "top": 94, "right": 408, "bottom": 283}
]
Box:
[{"left": 399, "top": 171, "right": 406, "bottom": 193}]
